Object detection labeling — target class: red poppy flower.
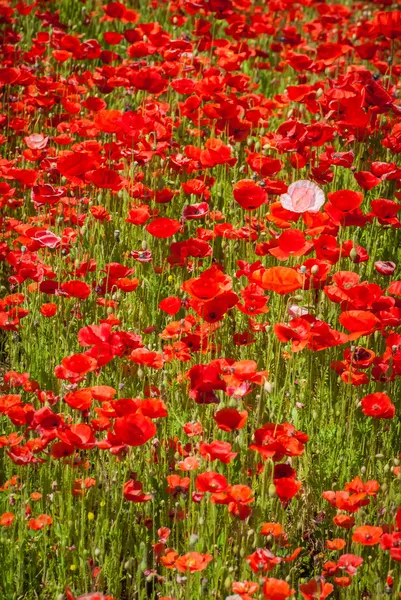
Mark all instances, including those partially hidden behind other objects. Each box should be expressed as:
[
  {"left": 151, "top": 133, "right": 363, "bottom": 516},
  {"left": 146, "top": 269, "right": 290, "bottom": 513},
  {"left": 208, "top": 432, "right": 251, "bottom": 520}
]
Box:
[
  {"left": 28, "top": 514, "right": 52, "bottom": 531},
  {"left": 64, "top": 389, "right": 93, "bottom": 411},
  {"left": 337, "top": 553, "right": 363, "bottom": 575},
  {"left": 40, "top": 303, "right": 57, "bottom": 317},
  {"left": 233, "top": 179, "right": 267, "bottom": 210},
  {"left": 326, "top": 189, "right": 363, "bottom": 211},
  {"left": 269, "top": 229, "right": 313, "bottom": 261},
  {"left": 326, "top": 539, "right": 346, "bottom": 550},
  {"left": 338, "top": 311, "right": 380, "bottom": 339},
  {"left": 174, "top": 552, "right": 213, "bottom": 573},
  {"left": 246, "top": 548, "right": 281, "bottom": 573},
  {"left": 60, "top": 354, "right": 98, "bottom": 376},
  {"left": 375, "top": 261, "right": 396, "bottom": 276},
  {"left": 373, "top": 11, "right": 401, "bottom": 39},
  {"left": 165, "top": 475, "right": 190, "bottom": 496},
  {"left": 352, "top": 525, "right": 383, "bottom": 545},
  {"left": 333, "top": 514, "right": 355, "bottom": 529},
  {"left": 86, "top": 168, "right": 124, "bottom": 191},
  {"left": 299, "top": 578, "right": 333, "bottom": 600},
  {"left": 199, "top": 440, "right": 237, "bottom": 464},
  {"left": 252, "top": 267, "right": 303, "bottom": 295},
  {"left": 213, "top": 408, "right": 248, "bottom": 431},
  {"left": 61, "top": 281, "right": 91, "bottom": 300},
  {"left": 114, "top": 413, "right": 156, "bottom": 447},
  {"left": 361, "top": 392, "right": 395, "bottom": 419},
  {"left": 146, "top": 217, "right": 182, "bottom": 239},
  {"left": 129, "top": 348, "right": 163, "bottom": 369},
  {"left": 94, "top": 109, "right": 123, "bottom": 133},
  {"left": 57, "top": 151, "right": 100, "bottom": 180},
  {"left": 159, "top": 297, "right": 182, "bottom": 315},
  {"left": 182, "top": 202, "right": 209, "bottom": 220},
  {"left": 123, "top": 479, "right": 152, "bottom": 503},
  {"left": 0, "top": 512, "right": 15, "bottom": 527},
  {"left": 195, "top": 471, "right": 228, "bottom": 493},
  {"left": 263, "top": 578, "right": 295, "bottom": 600}
]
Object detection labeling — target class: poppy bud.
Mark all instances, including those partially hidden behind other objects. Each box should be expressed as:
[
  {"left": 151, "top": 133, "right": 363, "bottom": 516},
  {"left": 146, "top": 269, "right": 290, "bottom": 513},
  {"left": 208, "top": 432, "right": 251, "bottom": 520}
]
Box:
[
  {"left": 264, "top": 381, "right": 274, "bottom": 393},
  {"left": 124, "top": 558, "right": 133, "bottom": 570},
  {"left": 268, "top": 483, "right": 277, "bottom": 498},
  {"left": 310, "top": 265, "right": 319, "bottom": 275},
  {"left": 360, "top": 466, "right": 366, "bottom": 474},
  {"left": 394, "top": 458, "right": 400, "bottom": 466},
  {"left": 349, "top": 247, "right": 358, "bottom": 262},
  {"left": 224, "top": 576, "right": 232, "bottom": 590}
]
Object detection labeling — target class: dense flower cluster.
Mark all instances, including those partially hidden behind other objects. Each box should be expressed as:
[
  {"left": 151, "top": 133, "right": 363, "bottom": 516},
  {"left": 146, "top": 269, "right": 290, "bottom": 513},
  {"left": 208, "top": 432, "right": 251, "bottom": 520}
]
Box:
[{"left": 0, "top": 0, "right": 401, "bottom": 599}]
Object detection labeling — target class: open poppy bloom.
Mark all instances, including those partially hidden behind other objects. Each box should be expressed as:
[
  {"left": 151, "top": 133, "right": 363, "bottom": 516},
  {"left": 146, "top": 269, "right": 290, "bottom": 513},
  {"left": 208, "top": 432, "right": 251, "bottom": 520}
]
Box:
[
  {"left": 28, "top": 514, "right": 52, "bottom": 530},
  {"left": 173, "top": 552, "right": 213, "bottom": 573},
  {"left": 233, "top": 179, "right": 267, "bottom": 210},
  {"left": 0, "top": 512, "right": 15, "bottom": 527},
  {"left": 280, "top": 180, "right": 325, "bottom": 213},
  {"left": 360, "top": 392, "right": 395, "bottom": 419},
  {"left": 263, "top": 578, "right": 295, "bottom": 599},
  {"left": 352, "top": 525, "right": 383, "bottom": 546}
]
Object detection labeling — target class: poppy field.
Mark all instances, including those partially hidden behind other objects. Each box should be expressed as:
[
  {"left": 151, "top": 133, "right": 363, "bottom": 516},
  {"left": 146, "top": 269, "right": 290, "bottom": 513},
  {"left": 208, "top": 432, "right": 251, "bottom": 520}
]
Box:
[{"left": 2, "top": 1, "right": 401, "bottom": 599}]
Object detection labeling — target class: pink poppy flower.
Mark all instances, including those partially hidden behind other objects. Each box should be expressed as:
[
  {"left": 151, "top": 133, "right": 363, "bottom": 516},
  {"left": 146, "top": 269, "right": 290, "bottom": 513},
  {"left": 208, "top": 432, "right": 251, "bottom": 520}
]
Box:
[{"left": 280, "top": 180, "right": 325, "bottom": 213}]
